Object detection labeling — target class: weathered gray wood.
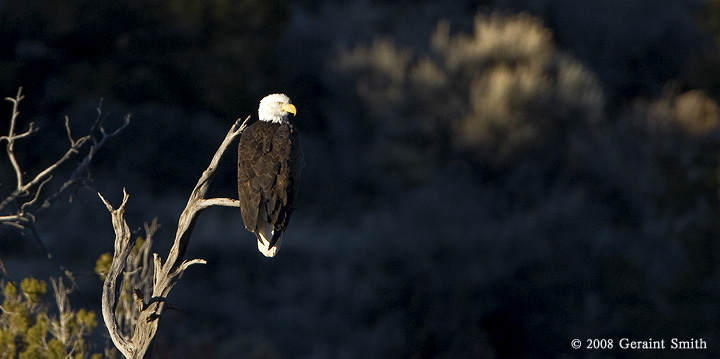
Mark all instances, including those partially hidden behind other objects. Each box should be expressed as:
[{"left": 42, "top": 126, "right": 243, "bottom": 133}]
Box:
[
  {"left": 99, "top": 116, "right": 251, "bottom": 359},
  {"left": 98, "top": 189, "right": 134, "bottom": 358}
]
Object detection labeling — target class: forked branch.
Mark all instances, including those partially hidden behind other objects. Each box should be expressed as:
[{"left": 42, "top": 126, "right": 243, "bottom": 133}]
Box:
[
  {"left": 0, "top": 88, "right": 128, "bottom": 289},
  {"left": 0, "top": 87, "right": 130, "bottom": 225},
  {"left": 99, "top": 115, "right": 251, "bottom": 359}
]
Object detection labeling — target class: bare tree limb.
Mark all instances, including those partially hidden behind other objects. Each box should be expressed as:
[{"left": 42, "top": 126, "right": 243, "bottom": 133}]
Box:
[
  {"left": 118, "top": 219, "right": 156, "bottom": 336},
  {"left": 0, "top": 88, "right": 129, "bottom": 221},
  {"left": 2, "top": 87, "right": 34, "bottom": 189},
  {"left": 0, "top": 88, "right": 129, "bottom": 298},
  {"left": 167, "top": 115, "right": 251, "bottom": 270},
  {"left": 0, "top": 214, "right": 30, "bottom": 225},
  {"left": 36, "top": 112, "right": 130, "bottom": 215},
  {"left": 3, "top": 135, "right": 90, "bottom": 209},
  {"left": 98, "top": 189, "right": 134, "bottom": 359},
  {"left": 99, "top": 115, "right": 252, "bottom": 359},
  {"left": 198, "top": 197, "right": 243, "bottom": 209},
  {"left": 20, "top": 175, "right": 52, "bottom": 213},
  {"left": 0, "top": 256, "right": 8, "bottom": 279},
  {"left": 0, "top": 88, "right": 86, "bottom": 214}
]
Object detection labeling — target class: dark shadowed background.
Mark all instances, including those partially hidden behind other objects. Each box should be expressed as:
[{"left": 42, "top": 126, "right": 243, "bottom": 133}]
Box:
[{"left": 2, "top": 0, "right": 720, "bottom": 358}]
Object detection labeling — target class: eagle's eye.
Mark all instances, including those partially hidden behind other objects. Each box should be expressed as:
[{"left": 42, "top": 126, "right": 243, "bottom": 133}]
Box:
[{"left": 277, "top": 102, "right": 283, "bottom": 106}]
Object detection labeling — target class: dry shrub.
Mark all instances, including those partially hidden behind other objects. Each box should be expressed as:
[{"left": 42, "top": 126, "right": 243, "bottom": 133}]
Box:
[
  {"left": 339, "top": 38, "right": 412, "bottom": 117},
  {"left": 673, "top": 90, "right": 720, "bottom": 135},
  {"left": 431, "top": 12, "right": 554, "bottom": 76},
  {"left": 434, "top": 13, "right": 604, "bottom": 157},
  {"left": 640, "top": 89, "right": 720, "bottom": 137},
  {"left": 460, "top": 64, "right": 550, "bottom": 157},
  {"left": 334, "top": 11, "right": 605, "bottom": 184}
]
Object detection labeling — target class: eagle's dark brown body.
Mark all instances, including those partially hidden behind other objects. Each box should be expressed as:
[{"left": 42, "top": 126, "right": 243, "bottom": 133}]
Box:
[{"left": 237, "top": 120, "right": 303, "bottom": 256}]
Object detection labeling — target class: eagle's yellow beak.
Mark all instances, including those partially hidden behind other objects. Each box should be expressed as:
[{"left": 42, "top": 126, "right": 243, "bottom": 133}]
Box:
[{"left": 280, "top": 103, "right": 297, "bottom": 116}]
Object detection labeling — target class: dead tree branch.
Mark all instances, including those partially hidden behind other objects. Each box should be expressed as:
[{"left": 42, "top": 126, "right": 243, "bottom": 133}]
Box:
[
  {"left": 0, "top": 87, "right": 129, "bottom": 290},
  {"left": 99, "top": 115, "right": 251, "bottom": 359},
  {"left": 0, "top": 88, "right": 130, "bottom": 226},
  {"left": 37, "top": 109, "right": 130, "bottom": 215},
  {"left": 0, "top": 88, "right": 89, "bottom": 213}
]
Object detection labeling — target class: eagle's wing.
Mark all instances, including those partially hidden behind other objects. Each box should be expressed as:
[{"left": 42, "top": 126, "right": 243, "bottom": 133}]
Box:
[{"left": 238, "top": 121, "right": 303, "bottom": 255}]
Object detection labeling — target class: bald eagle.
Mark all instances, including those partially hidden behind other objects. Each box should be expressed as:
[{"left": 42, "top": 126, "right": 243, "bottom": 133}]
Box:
[{"left": 238, "top": 93, "right": 303, "bottom": 257}]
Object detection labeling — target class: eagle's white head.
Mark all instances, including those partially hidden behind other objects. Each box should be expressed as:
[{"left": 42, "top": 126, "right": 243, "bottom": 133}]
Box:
[{"left": 258, "top": 93, "right": 297, "bottom": 124}]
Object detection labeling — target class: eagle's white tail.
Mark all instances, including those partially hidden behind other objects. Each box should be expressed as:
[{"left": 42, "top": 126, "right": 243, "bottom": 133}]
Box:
[{"left": 256, "top": 222, "right": 282, "bottom": 257}]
